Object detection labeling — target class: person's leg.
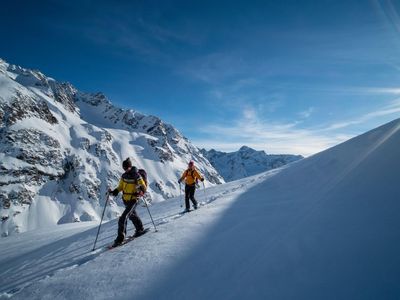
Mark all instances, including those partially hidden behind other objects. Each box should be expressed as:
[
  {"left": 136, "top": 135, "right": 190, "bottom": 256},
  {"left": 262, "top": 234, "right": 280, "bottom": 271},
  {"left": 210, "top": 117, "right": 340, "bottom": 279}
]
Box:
[
  {"left": 189, "top": 185, "right": 198, "bottom": 209},
  {"left": 128, "top": 203, "right": 144, "bottom": 233},
  {"left": 185, "top": 185, "right": 190, "bottom": 211},
  {"left": 115, "top": 203, "right": 134, "bottom": 244}
]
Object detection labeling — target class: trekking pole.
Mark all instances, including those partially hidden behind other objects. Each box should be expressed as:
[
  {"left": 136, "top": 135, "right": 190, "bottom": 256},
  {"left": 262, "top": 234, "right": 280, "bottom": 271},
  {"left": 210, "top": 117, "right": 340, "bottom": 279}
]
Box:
[
  {"left": 179, "top": 182, "right": 183, "bottom": 208},
  {"left": 202, "top": 181, "right": 207, "bottom": 202},
  {"left": 92, "top": 192, "right": 109, "bottom": 251},
  {"left": 142, "top": 196, "right": 158, "bottom": 232}
]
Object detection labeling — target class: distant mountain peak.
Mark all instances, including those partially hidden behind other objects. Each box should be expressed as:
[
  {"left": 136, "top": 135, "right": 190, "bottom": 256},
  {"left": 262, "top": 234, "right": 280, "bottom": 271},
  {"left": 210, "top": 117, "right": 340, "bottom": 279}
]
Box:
[
  {"left": 238, "top": 145, "right": 255, "bottom": 152},
  {"left": 202, "top": 146, "right": 303, "bottom": 182}
]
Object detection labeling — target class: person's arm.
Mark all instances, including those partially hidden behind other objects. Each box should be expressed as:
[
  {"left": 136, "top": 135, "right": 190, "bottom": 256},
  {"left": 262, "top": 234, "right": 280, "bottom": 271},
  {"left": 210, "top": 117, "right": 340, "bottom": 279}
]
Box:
[
  {"left": 178, "top": 170, "right": 187, "bottom": 183},
  {"left": 137, "top": 177, "right": 147, "bottom": 194},
  {"left": 110, "top": 179, "right": 123, "bottom": 196},
  {"left": 194, "top": 169, "right": 204, "bottom": 182}
]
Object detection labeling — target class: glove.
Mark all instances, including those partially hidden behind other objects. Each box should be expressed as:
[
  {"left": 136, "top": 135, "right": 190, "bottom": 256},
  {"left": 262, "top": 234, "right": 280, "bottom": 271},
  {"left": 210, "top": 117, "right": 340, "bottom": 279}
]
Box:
[
  {"left": 178, "top": 179, "right": 181, "bottom": 184},
  {"left": 111, "top": 188, "right": 119, "bottom": 197},
  {"left": 133, "top": 190, "right": 145, "bottom": 197},
  {"left": 200, "top": 178, "right": 204, "bottom": 182}
]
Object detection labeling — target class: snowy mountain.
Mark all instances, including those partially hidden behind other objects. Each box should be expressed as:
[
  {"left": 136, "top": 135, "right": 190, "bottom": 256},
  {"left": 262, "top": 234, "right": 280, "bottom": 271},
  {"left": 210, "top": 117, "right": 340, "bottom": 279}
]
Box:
[
  {"left": 201, "top": 146, "right": 303, "bottom": 181},
  {"left": 0, "top": 118, "right": 399, "bottom": 299},
  {"left": 0, "top": 58, "right": 223, "bottom": 237}
]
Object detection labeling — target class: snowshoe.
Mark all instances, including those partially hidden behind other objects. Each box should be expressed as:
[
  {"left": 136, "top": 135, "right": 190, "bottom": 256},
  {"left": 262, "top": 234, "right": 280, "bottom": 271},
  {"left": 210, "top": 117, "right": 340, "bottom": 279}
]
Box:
[
  {"left": 107, "top": 228, "right": 150, "bottom": 249},
  {"left": 133, "top": 227, "right": 149, "bottom": 237}
]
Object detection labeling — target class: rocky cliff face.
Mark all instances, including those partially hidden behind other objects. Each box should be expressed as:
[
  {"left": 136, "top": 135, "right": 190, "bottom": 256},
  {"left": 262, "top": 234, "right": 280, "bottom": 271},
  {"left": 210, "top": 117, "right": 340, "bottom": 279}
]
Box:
[
  {"left": 0, "top": 58, "right": 223, "bottom": 236},
  {"left": 201, "top": 146, "right": 303, "bottom": 182}
]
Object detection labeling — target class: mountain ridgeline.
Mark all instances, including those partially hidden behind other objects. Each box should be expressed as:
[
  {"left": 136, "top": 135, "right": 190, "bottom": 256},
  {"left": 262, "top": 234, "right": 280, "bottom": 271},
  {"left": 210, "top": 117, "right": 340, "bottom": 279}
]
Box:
[
  {"left": 201, "top": 146, "right": 303, "bottom": 182},
  {"left": 0, "top": 58, "right": 224, "bottom": 236}
]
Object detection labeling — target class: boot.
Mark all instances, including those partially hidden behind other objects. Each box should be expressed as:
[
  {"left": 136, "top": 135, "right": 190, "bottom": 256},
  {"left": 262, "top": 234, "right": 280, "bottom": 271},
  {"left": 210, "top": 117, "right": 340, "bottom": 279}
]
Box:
[
  {"left": 112, "top": 239, "right": 123, "bottom": 247},
  {"left": 134, "top": 228, "right": 145, "bottom": 237}
]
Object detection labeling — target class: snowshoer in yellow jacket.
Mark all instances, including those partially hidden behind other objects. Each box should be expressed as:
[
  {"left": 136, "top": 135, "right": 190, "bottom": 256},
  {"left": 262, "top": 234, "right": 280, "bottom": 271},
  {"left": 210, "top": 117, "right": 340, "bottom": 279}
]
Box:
[
  {"left": 178, "top": 161, "right": 204, "bottom": 212},
  {"left": 109, "top": 158, "right": 146, "bottom": 247}
]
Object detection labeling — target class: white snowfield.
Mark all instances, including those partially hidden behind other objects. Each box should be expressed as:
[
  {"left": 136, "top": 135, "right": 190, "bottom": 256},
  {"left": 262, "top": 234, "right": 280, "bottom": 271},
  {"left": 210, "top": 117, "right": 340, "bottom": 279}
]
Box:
[{"left": 1, "top": 118, "right": 400, "bottom": 299}]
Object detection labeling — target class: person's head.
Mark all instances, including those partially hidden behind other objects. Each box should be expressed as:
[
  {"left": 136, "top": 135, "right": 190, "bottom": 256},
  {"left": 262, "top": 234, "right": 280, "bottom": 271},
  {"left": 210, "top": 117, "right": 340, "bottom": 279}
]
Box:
[
  {"left": 122, "top": 158, "right": 132, "bottom": 171},
  {"left": 188, "top": 160, "right": 194, "bottom": 169}
]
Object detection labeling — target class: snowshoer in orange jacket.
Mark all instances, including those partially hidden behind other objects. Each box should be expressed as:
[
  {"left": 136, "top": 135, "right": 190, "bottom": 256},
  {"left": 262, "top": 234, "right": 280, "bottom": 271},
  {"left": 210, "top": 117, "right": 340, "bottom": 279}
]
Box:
[{"left": 178, "top": 161, "right": 204, "bottom": 212}]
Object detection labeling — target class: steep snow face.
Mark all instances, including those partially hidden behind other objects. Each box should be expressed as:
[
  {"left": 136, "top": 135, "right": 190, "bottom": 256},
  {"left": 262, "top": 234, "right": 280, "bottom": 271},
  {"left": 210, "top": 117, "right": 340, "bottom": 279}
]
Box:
[
  {"left": 144, "top": 117, "right": 400, "bottom": 299},
  {"left": 201, "top": 146, "right": 303, "bottom": 181},
  {"left": 0, "top": 58, "right": 223, "bottom": 237}
]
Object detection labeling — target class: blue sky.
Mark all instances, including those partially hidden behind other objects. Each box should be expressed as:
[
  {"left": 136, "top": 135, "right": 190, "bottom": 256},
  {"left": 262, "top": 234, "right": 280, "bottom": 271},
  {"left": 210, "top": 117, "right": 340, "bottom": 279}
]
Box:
[{"left": 1, "top": 0, "right": 400, "bottom": 156}]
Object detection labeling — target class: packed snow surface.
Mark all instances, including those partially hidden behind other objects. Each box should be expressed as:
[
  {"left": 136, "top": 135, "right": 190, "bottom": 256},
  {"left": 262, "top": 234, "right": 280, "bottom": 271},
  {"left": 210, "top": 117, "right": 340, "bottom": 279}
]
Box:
[{"left": 1, "top": 118, "right": 400, "bottom": 299}]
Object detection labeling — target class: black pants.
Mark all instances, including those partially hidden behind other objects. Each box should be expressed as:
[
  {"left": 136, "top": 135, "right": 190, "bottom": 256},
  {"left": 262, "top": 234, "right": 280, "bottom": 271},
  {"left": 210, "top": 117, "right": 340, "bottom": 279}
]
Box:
[
  {"left": 185, "top": 184, "right": 198, "bottom": 210},
  {"left": 116, "top": 200, "right": 143, "bottom": 243}
]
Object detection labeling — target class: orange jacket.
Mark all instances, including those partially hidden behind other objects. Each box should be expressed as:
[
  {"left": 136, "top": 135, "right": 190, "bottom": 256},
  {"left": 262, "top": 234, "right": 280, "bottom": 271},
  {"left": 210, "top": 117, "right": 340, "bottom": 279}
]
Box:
[{"left": 180, "top": 168, "right": 203, "bottom": 185}]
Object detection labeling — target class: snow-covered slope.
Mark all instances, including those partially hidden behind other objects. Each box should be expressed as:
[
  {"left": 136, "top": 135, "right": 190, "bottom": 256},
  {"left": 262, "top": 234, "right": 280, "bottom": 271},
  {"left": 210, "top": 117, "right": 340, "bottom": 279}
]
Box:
[
  {"left": 1, "top": 118, "right": 399, "bottom": 299},
  {"left": 201, "top": 146, "right": 303, "bottom": 181},
  {"left": 0, "top": 58, "right": 223, "bottom": 237}
]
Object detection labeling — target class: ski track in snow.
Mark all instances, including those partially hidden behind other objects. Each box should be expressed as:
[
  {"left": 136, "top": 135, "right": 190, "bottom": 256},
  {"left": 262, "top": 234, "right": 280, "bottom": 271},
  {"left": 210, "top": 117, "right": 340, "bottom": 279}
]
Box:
[{"left": 0, "top": 171, "right": 271, "bottom": 299}]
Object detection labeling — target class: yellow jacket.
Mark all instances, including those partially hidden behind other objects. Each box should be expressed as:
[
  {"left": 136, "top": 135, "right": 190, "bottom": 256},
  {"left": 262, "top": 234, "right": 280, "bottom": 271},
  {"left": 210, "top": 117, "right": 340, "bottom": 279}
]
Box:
[
  {"left": 180, "top": 168, "right": 203, "bottom": 186},
  {"left": 114, "top": 169, "right": 147, "bottom": 202}
]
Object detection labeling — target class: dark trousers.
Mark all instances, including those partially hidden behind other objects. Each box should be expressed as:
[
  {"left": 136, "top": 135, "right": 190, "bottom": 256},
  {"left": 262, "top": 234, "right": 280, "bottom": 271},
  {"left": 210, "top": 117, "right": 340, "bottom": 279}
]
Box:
[
  {"left": 185, "top": 184, "right": 198, "bottom": 210},
  {"left": 116, "top": 200, "right": 143, "bottom": 243}
]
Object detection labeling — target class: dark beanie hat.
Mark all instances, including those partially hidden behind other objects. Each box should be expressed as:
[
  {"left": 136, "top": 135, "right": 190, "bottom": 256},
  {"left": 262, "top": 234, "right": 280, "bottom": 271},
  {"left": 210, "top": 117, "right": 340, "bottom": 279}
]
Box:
[{"left": 122, "top": 158, "right": 132, "bottom": 170}]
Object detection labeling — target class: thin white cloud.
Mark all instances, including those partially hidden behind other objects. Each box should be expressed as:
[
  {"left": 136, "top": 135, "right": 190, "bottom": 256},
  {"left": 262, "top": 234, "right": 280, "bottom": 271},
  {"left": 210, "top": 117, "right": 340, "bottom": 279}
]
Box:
[
  {"left": 362, "top": 87, "right": 400, "bottom": 95},
  {"left": 194, "top": 106, "right": 347, "bottom": 156},
  {"left": 194, "top": 125, "right": 347, "bottom": 157},
  {"left": 324, "top": 99, "right": 400, "bottom": 130},
  {"left": 242, "top": 106, "right": 257, "bottom": 120},
  {"left": 280, "top": 85, "right": 400, "bottom": 96},
  {"left": 194, "top": 100, "right": 400, "bottom": 157},
  {"left": 374, "top": 0, "right": 400, "bottom": 36},
  {"left": 298, "top": 107, "right": 315, "bottom": 119},
  {"left": 179, "top": 52, "right": 248, "bottom": 83}
]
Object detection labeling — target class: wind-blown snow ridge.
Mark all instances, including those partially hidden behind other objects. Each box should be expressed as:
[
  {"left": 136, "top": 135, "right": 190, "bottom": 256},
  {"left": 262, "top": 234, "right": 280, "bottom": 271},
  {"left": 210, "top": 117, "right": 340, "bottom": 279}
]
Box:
[{"left": 0, "top": 118, "right": 399, "bottom": 299}]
